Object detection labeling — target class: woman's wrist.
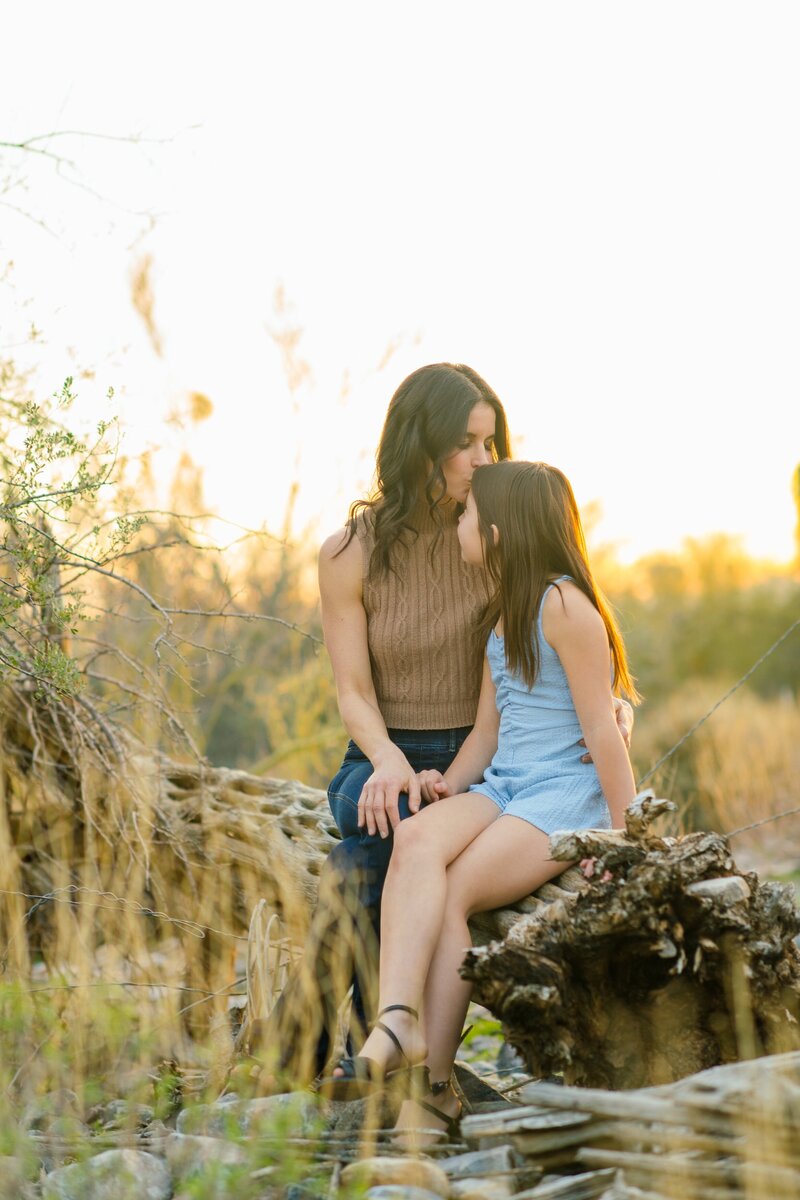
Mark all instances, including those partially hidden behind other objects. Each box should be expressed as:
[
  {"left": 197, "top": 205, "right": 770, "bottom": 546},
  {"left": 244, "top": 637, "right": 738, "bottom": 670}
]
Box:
[{"left": 371, "top": 744, "right": 411, "bottom": 773}]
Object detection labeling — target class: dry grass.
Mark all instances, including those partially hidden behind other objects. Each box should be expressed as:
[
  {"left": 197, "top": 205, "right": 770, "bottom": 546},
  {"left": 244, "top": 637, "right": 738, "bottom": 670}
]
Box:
[
  {"left": 0, "top": 679, "right": 339, "bottom": 1113},
  {"left": 632, "top": 682, "right": 800, "bottom": 874}
]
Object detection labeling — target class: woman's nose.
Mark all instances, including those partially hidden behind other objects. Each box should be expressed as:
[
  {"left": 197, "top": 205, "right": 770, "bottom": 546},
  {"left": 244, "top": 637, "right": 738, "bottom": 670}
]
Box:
[{"left": 474, "top": 444, "right": 492, "bottom": 466}]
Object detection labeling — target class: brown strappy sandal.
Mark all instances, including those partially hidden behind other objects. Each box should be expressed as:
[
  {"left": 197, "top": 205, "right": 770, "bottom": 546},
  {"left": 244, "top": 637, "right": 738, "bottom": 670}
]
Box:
[
  {"left": 390, "top": 1071, "right": 462, "bottom": 1150},
  {"left": 314, "top": 1004, "right": 427, "bottom": 1101}
]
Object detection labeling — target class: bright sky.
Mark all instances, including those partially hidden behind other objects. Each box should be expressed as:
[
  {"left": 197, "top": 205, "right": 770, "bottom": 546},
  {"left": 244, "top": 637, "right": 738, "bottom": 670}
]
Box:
[{"left": 2, "top": 1, "right": 799, "bottom": 564}]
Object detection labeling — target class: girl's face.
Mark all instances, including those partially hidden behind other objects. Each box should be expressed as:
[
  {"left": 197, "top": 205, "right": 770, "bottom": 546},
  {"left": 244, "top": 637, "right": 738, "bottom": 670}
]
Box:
[
  {"left": 457, "top": 490, "right": 485, "bottom": 565},
  {"left": 440, "top": 401, "right": 496, "bottom": 504}
]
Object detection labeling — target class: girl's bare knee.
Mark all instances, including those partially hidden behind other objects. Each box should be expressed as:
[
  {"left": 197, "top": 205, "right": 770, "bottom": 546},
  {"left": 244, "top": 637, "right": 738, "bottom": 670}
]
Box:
[{"left": 391, "top": 817, "right": 437, "bottom": 865}]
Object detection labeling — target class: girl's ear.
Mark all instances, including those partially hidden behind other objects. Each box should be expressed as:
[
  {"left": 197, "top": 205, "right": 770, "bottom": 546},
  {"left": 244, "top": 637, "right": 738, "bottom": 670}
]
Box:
[{"left": 490, "top": 523, "right": 500, "bottom": 546}]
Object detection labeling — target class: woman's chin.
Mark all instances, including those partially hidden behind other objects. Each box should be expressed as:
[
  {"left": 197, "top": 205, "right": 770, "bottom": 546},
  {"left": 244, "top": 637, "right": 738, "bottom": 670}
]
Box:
[{"left": 445, "top": 486, "right": 469, "bottom": 505}]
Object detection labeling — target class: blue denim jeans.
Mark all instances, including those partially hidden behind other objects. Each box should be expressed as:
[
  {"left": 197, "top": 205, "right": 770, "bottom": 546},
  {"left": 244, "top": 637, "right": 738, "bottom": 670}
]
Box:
[
  {"left": 325, "top": 727, "right": 471, "bottom": 1054},
  {"left": 328, "top": 727, "right": 470, "bottom": 837}
]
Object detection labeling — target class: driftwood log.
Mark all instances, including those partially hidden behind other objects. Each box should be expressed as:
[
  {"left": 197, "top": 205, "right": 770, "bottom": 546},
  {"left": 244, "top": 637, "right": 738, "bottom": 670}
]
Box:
[
  {"left": 463, "top": 792, "right": 800, "bottom": 1090},
  {"left": 461, "top": 1049, "right": 800, "bottom": 1199}
]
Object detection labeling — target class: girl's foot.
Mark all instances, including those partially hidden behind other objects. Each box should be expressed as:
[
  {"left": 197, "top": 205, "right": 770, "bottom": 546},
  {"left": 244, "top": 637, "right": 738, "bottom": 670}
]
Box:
[
  {"left": 391, "top": 1080, "right": 461, "bottom": 1150},
  {"left": 331, "top": 1005, "right": 426, "bottom": 1080}
]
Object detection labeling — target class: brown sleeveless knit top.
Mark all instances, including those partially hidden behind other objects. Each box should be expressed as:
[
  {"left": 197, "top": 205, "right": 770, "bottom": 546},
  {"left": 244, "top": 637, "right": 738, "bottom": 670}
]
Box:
[{"left": 356, "top": 505, "right": 490, "bottom": 729}]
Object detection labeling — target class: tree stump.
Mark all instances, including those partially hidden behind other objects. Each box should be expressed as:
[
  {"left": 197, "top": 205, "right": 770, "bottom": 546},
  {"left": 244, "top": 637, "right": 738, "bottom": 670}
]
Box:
[{"left": 462, "top": 792, "right": 800, "bottom": 1089}]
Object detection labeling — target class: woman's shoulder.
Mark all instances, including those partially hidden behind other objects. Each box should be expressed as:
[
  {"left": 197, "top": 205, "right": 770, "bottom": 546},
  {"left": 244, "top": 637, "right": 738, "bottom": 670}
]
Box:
[
  {"left": 318, "top": 528, "right": 363, "bottom": 600},
  {"left": 319, "top": 526, "right": 352, "bottom": 561},
  {"left": 319, "top": 509, "right": 374, "bottom": 560}
]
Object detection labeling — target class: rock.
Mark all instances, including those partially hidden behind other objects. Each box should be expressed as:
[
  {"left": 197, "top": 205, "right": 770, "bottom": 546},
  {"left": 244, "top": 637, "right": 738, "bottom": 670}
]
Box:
[
  {"left": 21, "top": 1089, "right": 80, "bottom": 1131},
  {"left": 175, "top": 1100, "right": 245, "bottom": 1136},
  {"left": 92, "top": 1099, "right": 155, "bottom": 1129},
  {"left": 42, "top": 1149, "right": 171, "bottom": 1199},
  {"left": 450, "top": 1179, "right": 515, "bottom": 1200},
  {"left": 341, "top": 1157, "right": 449, "bottom": 1197},
  {"left": 285, "top": 1186, "right": 327, "bottom": 1200},
  {"left": 139, "top": 1118, "right": 170, "bottom": 1141},
  {"left": 165, "top": 1132, "right": 250, "bottom": 1183},
  {"left": 46, "top": 1116, "right": 90, "bottom": 1139},
  {"left": 442, "top": 1145, "right": 515, "bottom": 1178},
  {"left": 175, "top": 1090, "right": 323, "bottom": 1138},
  {"left": 240, "top": 1092, "right": 324, "bottom": 1135},
  {"left": 0, "top": 1155, "right": 36, "bottom": 1198},
  {"left": 365, "top": 1189, "right": 445, "bottom": 1200}
]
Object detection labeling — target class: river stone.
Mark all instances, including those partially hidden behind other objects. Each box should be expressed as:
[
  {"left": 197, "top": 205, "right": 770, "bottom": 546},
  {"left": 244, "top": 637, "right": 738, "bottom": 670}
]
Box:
[
  {"left": 341, "top": 1157, "right": 449, "bottom": 1197},
  {"left": 450, "top": 1178, "right": 515, "bottom": 1200},
  {"left": 21, "top": 1089, "right": 81, "bottom": 1131},
  {"left": 365, "top": 1189, "right": 445, "bottom": 1200},
  {"left": 175, "top": 1090, "right": 323, "bottom": 1138},
  {"left": 165, "top": 1132, "right": 250, "bottom": 1182},
  {"left": 0, "top": 1155, "right": 33, "bottom": 1193},
  {"left": 42, "top": 1149, "right": 171, "bottom": 1200},
  {"left": 46, "top": 1116, "right": 90, "bottom": 1139},
  {"left": 240, "top": 1092, "right": 324, "bottom": 1134},
  {"left": 95, "top": 1099, "right": 155, "bottom": 1129},
  {"left": 175, "top": 1100, "right": 246, "bottom": 1136}
]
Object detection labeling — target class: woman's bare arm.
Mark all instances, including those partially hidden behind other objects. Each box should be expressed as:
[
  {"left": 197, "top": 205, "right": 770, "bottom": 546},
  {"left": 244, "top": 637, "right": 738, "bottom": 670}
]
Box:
[{"left": 319, "top": 529, "right": 421, "bottom": 836}]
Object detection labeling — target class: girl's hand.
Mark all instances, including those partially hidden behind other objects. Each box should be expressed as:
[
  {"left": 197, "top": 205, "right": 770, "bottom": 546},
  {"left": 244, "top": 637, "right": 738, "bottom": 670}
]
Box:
[
  {"left": 417, "top": 770, "right": 454, "bottom": 805},
  {"left": 358, "top": 749, "right": 421, "bottom": 838},
  {"left": 580, "top": 857, "right": 613, "bottom": 883},
  {"left": 580, "top": 698, "right": 634, "bottom": 762}
]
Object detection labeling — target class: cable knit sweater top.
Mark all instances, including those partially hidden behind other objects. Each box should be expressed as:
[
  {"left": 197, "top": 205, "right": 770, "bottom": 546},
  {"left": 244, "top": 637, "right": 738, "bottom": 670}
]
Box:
[{"left": 355, "top": 503, "right": 490, "bottom": 729}]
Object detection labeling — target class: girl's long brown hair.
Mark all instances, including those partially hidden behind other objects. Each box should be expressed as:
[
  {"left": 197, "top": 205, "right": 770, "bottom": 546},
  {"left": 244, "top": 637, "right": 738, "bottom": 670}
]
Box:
[
  {"left": 339, "top": 363, "right": 510, "bottom": 578},
  {"left": 470, "top": 461, "right": 639, "bottom": 701}
]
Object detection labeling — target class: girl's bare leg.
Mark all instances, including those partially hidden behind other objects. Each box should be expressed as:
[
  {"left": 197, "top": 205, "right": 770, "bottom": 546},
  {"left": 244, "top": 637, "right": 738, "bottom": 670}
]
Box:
[
  {"left": 333, "top": 792, "right": 499, "bottom": 1076},
  {"left": 395, "top": 815, "right": 568, "bottom": 1139}
]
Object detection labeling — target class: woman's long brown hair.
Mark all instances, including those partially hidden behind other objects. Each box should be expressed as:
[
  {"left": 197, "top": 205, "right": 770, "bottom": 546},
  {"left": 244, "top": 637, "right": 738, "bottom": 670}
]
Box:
[
  {"left": 339, "top": 363, "right": 510, "bottom": 578},
  {"left": 470, "top": 461, "right": 640, "bottom": 701}
]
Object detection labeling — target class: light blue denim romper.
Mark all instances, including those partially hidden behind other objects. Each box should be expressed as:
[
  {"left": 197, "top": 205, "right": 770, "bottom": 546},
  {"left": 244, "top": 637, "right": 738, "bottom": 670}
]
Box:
[{"left": 469, "top": 575, "right": 612, "bottom": 834}]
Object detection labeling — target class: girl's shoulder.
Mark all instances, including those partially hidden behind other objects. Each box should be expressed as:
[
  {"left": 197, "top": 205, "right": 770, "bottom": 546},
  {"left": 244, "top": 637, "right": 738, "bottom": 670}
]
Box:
[{"left": 542, "top": 578, "right": 604, "bottom": 636}]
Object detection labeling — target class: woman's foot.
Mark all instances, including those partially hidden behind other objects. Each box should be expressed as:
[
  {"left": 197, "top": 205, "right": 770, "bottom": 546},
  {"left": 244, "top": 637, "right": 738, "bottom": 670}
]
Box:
[
  {"left": 391, "top": 1080, "right": 461, "bottom": 1150},
  {"left": 331, "top": 1004, "right": 427, "bottom": 1081}
]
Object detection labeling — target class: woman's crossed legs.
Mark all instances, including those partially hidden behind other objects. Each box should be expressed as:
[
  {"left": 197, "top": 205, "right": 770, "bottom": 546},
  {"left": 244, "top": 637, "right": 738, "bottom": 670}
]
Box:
[{"left": 343, "top": 790, "right": 569, "bottom": 1138}]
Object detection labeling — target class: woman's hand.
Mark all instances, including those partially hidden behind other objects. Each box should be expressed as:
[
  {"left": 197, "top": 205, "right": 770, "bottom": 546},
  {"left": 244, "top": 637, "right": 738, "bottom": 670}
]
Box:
[
  {"left": 417, "top": 770, "right": 454, "bottom": 805},
  {"left": 358, "top": 748, "right": 421, "bottom": 838},
  {"left": 580, "top": 697, "right": 634, "bottom": 762}
]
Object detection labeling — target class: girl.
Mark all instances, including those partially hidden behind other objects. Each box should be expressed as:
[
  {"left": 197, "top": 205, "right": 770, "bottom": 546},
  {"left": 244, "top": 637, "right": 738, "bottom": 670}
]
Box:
[{"left": 324, "top": 460, "right": 640, "bottom": 1143}]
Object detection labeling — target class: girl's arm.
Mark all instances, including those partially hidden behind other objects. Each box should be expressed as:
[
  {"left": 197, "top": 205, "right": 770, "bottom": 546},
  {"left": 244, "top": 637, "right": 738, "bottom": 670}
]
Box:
[
  {"left": 418, "top": 655, "right": 499, "bottom": 801},
  {"left": 318, "top": 530, "right": 420, "bottom": 836},
  {"left": 543, "top": 583, "right": 636, "bottom": 828}
]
